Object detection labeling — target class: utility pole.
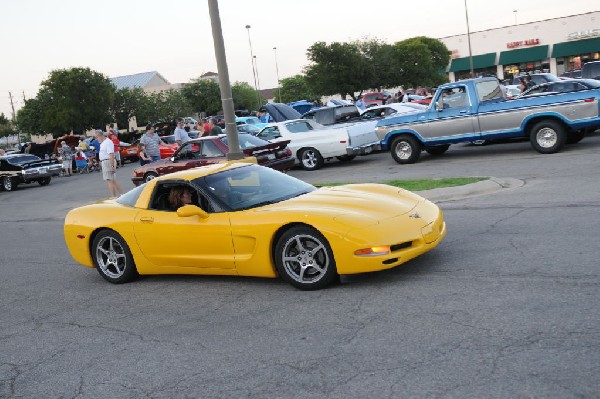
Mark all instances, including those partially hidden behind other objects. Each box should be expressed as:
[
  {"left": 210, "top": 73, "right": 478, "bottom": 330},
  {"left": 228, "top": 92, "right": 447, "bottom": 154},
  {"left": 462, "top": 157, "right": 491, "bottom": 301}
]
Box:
[
  {"left": 8, "top": 91, "right": 16, "bottom": 122},
  {"left": 22, "top": 91, "right": 26, "bottom": 102}
]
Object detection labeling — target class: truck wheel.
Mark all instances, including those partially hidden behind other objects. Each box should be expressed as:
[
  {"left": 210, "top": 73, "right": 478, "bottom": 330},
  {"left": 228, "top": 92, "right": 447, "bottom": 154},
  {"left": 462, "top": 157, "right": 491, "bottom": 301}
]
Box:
[
  {"left": 425, "top": 145, "right": 450, "bottom": 156},
  {"left": 390, "top": 136, "right": 421, "bottom": 164},
  {"left": 299, "top": 148, "right": 324, "bottom": 171},
  {"left": 566, "top": 130, "right": 585, "bottom": 144},
  {"left": 530, "top": 120, "right": 566, "bottom": 154}
]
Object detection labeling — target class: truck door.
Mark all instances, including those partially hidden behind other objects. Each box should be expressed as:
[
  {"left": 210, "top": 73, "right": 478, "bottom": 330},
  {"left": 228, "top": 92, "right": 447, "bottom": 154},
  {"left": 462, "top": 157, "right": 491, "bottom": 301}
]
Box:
[{"left": 417, "top": 85, "right": 478, "bottom": 140}]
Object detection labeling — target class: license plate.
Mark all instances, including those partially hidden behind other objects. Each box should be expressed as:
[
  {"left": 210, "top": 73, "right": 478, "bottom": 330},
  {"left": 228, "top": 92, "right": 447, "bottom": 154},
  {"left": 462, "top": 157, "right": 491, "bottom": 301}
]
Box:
[
  {"left": 267, "top": 154, "right": 276, "bottom": 160},
  {"left": 38, "top": 167, "right": 47, "bottom": 173}
]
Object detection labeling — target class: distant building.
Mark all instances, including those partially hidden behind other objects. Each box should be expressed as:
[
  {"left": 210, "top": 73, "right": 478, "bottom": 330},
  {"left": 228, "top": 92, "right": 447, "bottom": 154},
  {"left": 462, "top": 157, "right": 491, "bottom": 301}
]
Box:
[{"left": 199, "top": 72, "right": 219, "bottom": 84}]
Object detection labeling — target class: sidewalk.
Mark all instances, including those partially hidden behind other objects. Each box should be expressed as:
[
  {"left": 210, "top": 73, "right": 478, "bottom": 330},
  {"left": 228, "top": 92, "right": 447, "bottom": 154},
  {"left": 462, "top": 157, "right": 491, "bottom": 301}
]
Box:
[{"left": 417, "top": 177, "right": 524, "bottom": 203}]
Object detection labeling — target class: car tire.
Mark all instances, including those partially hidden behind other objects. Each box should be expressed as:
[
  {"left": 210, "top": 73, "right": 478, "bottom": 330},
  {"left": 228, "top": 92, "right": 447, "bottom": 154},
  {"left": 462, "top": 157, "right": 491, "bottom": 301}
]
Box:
[
  {"left": 274, "top": 226, "right": 337, "bottom": 290},
  {"left": 530, "top": 120, "right": 566, "bottom": 154},
  {"left": 566, "top": 130, "right": 585, "bottom": 144},
  {"left": 425, "top": 144, "right": 450, "bottom": 156},
  {"left": 335, "top": 154, "right": 356, "bottom": 162},
  {"left": 390, "top": 135, "right": 421, "bottom": 164},
  {"left": 38, "top": 177, "right": 51, "bottom": 186},
  {"left": 299, "top": 148, "right": 324, "bottom": 171},
  {"left": 144, "top": 172, "right": 159, "bottom": 182},
  {"left": 2, "top": 176, "right": 17, "bottom": 191},
  {"left": 91, "top": 230, "right": 138, "bottom": 284}
]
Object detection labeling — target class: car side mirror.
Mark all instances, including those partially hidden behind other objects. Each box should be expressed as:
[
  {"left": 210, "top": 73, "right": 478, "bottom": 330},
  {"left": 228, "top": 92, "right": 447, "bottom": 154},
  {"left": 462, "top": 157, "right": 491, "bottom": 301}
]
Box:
[
  {"left": 176, "top": 205, "right": 209, "bottom": 219},
  {"left": 169, "top": 156, "right": 175, "bottom": 162}
]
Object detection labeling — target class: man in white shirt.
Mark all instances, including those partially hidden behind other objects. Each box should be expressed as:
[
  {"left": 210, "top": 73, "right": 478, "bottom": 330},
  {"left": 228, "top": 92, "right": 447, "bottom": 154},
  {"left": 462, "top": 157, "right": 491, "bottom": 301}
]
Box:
[
  {"left": 95, "top": 130, "right": 123, "bottom": 198},
  {"left": 173, "top": 118, "right": 191, "bottom": 151}
]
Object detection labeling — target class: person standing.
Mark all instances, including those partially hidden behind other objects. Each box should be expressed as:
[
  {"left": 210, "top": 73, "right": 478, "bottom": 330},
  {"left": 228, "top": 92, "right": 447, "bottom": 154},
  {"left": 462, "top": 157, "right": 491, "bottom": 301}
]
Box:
[
  {"left": 174, "top": 118, "right": 191, "bottom": 149},
  {"left": 138, "top": 144, "right": 151, "bottom": 166},
  {"left": 139, "top": 124, "right": 163, "bottom": 162},
  {"left": 203, "top": 118, "right": 211, "bottom": 137},
  {"left": 58, "top": 141, "right": 73, "bottom": 177},
  {"left": 355, "top": 95, "right": 366, "bottom": 111},
  {"left": 108, "top": 129, "right": 122, "bottom": 167},
  {"left": 96, "top": 130, "right": 123, "bottom": 198},
  {"left": 209, "top": 118, "right": 222, "bottom": 136}
]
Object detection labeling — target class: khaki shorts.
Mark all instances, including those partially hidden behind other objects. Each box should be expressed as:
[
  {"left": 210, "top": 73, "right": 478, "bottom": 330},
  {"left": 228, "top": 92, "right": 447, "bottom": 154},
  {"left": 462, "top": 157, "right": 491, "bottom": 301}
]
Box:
[{"left": 101, "top": 160, "right": 115, "bottom": 180}]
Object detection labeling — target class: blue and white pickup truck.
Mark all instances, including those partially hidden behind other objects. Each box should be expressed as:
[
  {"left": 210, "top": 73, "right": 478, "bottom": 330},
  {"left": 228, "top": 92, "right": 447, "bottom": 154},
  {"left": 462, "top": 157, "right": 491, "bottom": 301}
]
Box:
[{"left": 375, "top": 77, "right": 600, "bottom": 164}]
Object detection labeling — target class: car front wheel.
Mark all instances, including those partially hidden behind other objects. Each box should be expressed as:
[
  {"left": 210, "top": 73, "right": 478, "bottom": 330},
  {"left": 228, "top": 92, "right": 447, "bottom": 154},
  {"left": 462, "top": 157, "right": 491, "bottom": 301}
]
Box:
[
  {"left": 274, "top": 226, "right": 337, "bottom": 290},
  {"left": 299, "top": 148, "right": 324, "bottom": 171},
  {"left": 144, "top": 172, "right": 159, "bottom": 182},
  {"left": 38, "top": 177, "right": 51, "bottom": 186},
  {"left": 92, "top": 230, "right": 138, "bottom": 284}
]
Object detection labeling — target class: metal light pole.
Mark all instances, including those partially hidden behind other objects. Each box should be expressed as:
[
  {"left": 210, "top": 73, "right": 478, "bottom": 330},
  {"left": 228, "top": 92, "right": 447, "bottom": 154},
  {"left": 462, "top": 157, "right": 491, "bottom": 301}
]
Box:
[
  {"left": 464, "top": 0, "right": 474, "bottom": 78},
  {"left": 513, "top": 10, "right": 518, "bottom": 25},
  {"left": 245, "top": 25, "right": 261, "bottom": 110},
  {"left": 273, "top": 46, "right": 282, "bottom": 102},
  {"left": 208, "top": 0, "right": 243, "bottom": 160}
]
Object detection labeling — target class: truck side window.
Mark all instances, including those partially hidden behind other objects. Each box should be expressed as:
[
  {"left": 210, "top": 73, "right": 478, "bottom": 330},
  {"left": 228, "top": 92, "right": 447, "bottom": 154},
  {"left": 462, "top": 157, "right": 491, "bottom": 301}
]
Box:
[
  {"left": 476, "top": 81, "right": 504, "bottom": 102},
  {"left": 440, "top": 87, "right": 468, "bottom": 109}
]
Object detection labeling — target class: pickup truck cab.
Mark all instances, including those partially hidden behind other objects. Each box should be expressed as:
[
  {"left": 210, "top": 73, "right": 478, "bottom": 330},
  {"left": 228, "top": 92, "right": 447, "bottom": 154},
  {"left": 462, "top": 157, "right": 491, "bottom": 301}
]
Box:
[{"left": 375, "top": 77, "right": 600, "bottom": 164}]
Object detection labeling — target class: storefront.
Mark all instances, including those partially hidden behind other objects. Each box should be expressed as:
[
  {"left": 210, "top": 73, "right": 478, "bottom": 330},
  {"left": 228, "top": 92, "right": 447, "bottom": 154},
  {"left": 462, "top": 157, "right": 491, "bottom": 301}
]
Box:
[{"left": 439, "top": 11, "right": 600, "bottom": 82}]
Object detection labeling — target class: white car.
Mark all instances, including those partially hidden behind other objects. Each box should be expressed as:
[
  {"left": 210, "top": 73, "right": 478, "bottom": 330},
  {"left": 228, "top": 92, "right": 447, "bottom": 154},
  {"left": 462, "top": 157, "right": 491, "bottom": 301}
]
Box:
[
  {"left": 359, "top": 103, "right": 427, "bottom": 119},
  {"left": 256, "top": 119, "right": 380, "bottom": 171}
]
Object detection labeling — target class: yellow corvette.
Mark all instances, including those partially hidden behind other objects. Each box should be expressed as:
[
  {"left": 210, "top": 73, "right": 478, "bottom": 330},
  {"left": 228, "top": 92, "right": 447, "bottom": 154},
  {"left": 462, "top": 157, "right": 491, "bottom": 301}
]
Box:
[{"left": 64, "top": 162, "right": 446, "bottom": 290}]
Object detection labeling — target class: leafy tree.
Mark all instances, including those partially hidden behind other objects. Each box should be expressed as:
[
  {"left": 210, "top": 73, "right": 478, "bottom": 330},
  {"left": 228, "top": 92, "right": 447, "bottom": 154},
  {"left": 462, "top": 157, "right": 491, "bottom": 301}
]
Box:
[
  {"left": 16, "top": 97, "right": 46, "bottom": 135},
  {"left": 144, "top": 90, "right": 193, "bottom": 123},
  {"left": 181, "top": 79, "right": 222, "bottom": 116},
  {"left": 392, "top": 37, "right": 450, "bottom": 88},
  {"left": 278, "top": 75, "right": 319, "bottom": 103},
  {"left": 304, "top": 41, "right": 372, "bottom": 100},
  {"left": 232, "top": 81, "right": 261, "bottom": 111},
  {"left": 0, "top": 113, "right": 17, "bottom": 139},
  {"left": 112, "top": 87, "right": 148, "bottom": 129},
  {"left": 38, "top": 67, "right": 114, "bottom": 134}
]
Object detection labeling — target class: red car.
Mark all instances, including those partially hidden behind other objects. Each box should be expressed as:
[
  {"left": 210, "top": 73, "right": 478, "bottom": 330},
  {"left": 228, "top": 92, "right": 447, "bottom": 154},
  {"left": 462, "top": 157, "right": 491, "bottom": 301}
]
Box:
[
  {"left": 131, "top": 134, "right": 294, "bottom": 186},
  {"left": 363, "top": 91, "right": 392, "bottom": 107},
  {"left": 119, "top": 138, "right": 179, "bottom": 163}
]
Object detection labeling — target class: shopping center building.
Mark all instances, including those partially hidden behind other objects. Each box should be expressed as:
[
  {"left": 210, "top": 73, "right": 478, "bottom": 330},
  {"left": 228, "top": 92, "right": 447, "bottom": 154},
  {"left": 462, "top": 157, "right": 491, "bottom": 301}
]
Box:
[{"left": 439, "top": 11, "right": 600, "bottom": 82}]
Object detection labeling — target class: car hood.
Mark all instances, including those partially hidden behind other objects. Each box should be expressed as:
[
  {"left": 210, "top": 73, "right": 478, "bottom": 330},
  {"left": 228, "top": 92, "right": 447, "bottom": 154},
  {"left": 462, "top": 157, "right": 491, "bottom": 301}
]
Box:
[
  {"left": 376, "top": 111, "right": 427, "bottom": 127},
  {"left": 263, "top": 103, "right": 302, "bottom": 122},
  {"left": 266, "top": 184, "right": 423, "bottom": 227},
  {"left": 14, "top": 159, "right": 60, "bottom": 169}
]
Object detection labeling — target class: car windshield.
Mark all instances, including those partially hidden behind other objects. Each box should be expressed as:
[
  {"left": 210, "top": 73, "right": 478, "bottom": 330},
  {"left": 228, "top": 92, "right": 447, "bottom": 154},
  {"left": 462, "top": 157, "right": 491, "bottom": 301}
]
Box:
[
  {"left": 6, "top": 154, "right": 41, "bottom": 165},
  {"left": 196, "top": 164, "right": 315, "bottom": 212},
  {"left": 244, "top": 117, "right": 262, "bottom": 125},
  {"left": 220, "top": 134, "right": 270, "bottom": 150}
]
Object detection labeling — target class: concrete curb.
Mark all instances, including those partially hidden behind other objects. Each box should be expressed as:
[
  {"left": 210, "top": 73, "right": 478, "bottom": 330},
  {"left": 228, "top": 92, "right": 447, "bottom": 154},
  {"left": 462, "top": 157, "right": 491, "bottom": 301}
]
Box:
[{"left": 417, "top": 177, "right": 524, "bottom": 203}]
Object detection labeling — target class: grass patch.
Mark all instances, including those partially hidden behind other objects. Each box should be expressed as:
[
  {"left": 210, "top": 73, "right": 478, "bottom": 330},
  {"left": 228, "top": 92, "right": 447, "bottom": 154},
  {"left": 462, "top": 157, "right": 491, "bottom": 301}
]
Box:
[{"left": 315, "top": 177, "right": 488, "bottom": 191}]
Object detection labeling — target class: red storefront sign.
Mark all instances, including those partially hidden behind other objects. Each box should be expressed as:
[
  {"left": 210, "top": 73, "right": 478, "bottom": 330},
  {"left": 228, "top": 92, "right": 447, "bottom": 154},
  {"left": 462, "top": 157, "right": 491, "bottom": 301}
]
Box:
[{"left": 506, "top": 38, "right": 540, "bottom": 49}]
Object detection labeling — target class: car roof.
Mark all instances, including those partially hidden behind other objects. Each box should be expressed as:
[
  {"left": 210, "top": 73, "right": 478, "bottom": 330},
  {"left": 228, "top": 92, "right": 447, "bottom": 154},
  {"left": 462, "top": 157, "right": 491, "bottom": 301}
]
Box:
[{"left": 152, "top": 161, "right": 255, "bottom": 183}]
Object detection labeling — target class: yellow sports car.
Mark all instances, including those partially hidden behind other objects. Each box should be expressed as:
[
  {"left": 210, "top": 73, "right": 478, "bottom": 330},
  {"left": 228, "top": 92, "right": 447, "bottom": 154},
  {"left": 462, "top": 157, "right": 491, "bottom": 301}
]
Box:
[{"left": 64, "top": 162, "right": 446, "bottom": 290}]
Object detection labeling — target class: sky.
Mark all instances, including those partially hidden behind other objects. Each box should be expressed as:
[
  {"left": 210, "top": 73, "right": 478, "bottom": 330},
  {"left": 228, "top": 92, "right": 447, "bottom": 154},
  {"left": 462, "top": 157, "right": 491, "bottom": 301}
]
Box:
[{"left": 1, "top": 0, "right": 597, "bottom": 119}]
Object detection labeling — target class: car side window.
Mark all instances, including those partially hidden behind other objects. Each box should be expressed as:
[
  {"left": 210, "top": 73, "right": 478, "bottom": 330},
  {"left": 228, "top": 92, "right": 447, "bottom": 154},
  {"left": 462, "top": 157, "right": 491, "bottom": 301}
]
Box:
[
  {"left": 439, "top": 87, "right": 468, "bottom": 109},
  {"left": 258, "top": 127, "right": 281, "bottom": 140},
  {"left": 286, "top": 121, "right": 314, "bottom": 133},
  {"left": 201, "top": 140, "right": 225, "bottom": 157},
  {"left": 303, "top": 112, "right": 316, "bottom": 120},
  {"left": 149, "top": 182, "right": 212, "bottom": 212}
]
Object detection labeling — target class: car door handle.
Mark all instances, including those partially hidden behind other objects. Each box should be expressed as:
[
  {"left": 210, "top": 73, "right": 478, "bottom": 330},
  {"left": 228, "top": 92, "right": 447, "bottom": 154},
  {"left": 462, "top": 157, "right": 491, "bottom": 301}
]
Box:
[
  {"left": 460, "top": 110, "right": 468, "bottom": 113},
  {"left": 140, "top": 217, "right": 154, "bottom": 223}
]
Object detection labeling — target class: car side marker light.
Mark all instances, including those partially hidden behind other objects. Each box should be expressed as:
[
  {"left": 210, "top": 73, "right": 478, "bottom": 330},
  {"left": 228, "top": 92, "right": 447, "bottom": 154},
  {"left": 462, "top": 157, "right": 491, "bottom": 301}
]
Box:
[
  {"left": 77, "top": 235, "right": 86, "bottom": 239},
  {"left": 354, "top": 246, "right": 390, "bottom": 256}
]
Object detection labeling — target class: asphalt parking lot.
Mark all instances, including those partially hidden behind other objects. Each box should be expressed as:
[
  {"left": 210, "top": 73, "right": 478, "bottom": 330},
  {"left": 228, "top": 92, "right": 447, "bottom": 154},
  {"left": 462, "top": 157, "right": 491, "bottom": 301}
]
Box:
[{"left": 1, "top": 135, "right": 599, "bottom": 398}]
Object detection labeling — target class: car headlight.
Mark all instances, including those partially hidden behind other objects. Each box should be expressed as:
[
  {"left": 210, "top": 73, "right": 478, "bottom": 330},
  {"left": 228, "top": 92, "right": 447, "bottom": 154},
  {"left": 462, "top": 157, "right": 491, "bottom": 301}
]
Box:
[{"left": 22, "top": 169, "right": 37, "bottom": 175}]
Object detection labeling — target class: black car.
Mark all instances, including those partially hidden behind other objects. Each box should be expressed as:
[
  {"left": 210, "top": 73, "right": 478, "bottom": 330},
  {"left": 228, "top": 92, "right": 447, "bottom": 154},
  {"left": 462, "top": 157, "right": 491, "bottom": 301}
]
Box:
[
  {"left": 519, "top": 79, "right": 600, "bottom": 97},
  {"left": 0, "top": 154, "right": 62, "bottom": 191},
  {"left": 511, "top": 73, "right": 561, "bottom": 86}
]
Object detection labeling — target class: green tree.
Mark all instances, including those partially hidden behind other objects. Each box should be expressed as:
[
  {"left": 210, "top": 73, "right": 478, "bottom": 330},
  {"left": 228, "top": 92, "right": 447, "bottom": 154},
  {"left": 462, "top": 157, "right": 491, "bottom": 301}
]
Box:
[
  {"left": 278, "top": 75, "right": 319, "bottom": 103},
  {"left": 392, "top": 37, "right": 450, "bottom": 88},
  {"left": 304, "top": 41, "right": 372, "bottom": 100},
  {"left": 232, "top": 81, "right": 262, "bottom": 111},
  {"left": 145, "top": 90, "right": 193, "bottom": 123},
  {"left": 181, "top": 79, "right": 222, "bottom": 116},
  {"left": 0, "top": 113, "right": 17, "bottom": 139},
  {"left": 16, "top": 97, "right": 46, "bottom": 135},
  {"left": 38, "top": 67, "right": 114, "bottom": 134},
  {"left": 112, "top": 87, "right": 149, "bottom": 129}
]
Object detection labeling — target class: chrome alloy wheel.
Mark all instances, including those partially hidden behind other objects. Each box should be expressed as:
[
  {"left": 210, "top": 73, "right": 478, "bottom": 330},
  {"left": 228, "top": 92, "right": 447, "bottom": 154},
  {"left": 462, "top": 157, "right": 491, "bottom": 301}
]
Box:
[
  {"left": 280, "top": 234, "right": 330, "bottom": 284},
  {"left": 536, "top": 127, "right": 558, "bottom": 149},
  {"left": 394, "top": 140, "right": 413, "bottom": 160},
  {"left": 301, "top": 150, "right": 319, "bottom": 169},
  {"left": 95, "top": 236, "right": 127, "bottom": 279}
]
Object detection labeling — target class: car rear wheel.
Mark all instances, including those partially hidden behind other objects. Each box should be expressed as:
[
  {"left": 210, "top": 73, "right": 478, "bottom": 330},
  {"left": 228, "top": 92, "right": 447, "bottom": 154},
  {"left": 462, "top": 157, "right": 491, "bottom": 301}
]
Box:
[
  {"left": 2, "top": 176, "right": 17, "bottom": 191},
  {"left": 390, "top": 135, "right": 421, "bottom": 164},
  {"left": 92, "top": 230, "right": 138, "bottom": 284},
  {"left": 38, "top": 177, "right": 51, "bottom": 186},
  {"left": 274, "top": 226, "right": 337, "bottom": 290},
  {"left": 530, "top": 120, "right": 566, "bottom": 154},
  {"left": 144, "top": 172, "right": 159, "bottom": 182},
  {"left": 425, "top": 144, "right": 450, "bottom": 156},
  {"left": 299, "top": 148, "right": 324, "bottom": 171}
]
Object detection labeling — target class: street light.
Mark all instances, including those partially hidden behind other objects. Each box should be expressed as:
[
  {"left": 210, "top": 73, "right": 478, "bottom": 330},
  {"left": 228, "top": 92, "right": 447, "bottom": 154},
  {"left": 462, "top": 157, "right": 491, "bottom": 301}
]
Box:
[
  {"left": 245, "top": 24, "right": 261, "bottom": 109},
  {"left": 464, "top": 0, "right": 474, "bottom": 78},
  {"left": 273, "top": 46, "right": 282, "bottom": 101}
]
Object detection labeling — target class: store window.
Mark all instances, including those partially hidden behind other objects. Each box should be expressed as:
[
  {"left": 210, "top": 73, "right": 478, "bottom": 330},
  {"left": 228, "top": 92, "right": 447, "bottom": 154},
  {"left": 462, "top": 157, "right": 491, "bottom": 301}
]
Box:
[
  {"left": 556, "top": 52, "right": 600, "bottom": 75},
  {"left": 503, "top": 59, "right": 550, "bottom": 82}
]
